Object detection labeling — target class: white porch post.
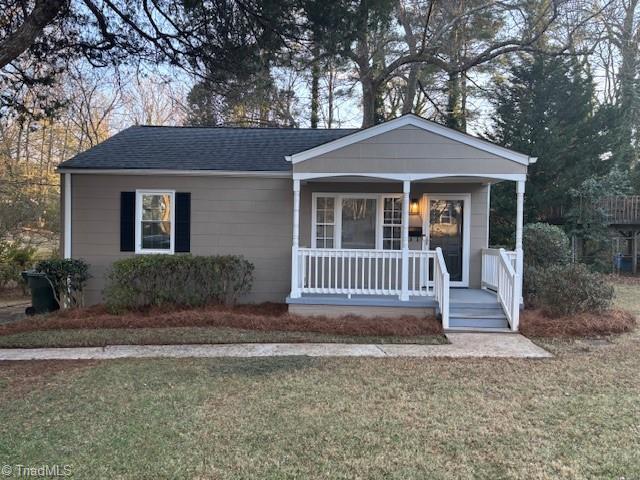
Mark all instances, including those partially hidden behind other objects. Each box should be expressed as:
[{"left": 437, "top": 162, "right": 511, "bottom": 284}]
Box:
[
  {"left": 515, "top": 180, "right": 525, "bottom": 306},
  {"left": 64, "top": 173, "right": 72, "bottom": 259},
  {"left": 400, "top": 180, "right": 410, "bottom": 301},
  {"left": 290, "top": 179, "right": 302, "bottom": 298}
]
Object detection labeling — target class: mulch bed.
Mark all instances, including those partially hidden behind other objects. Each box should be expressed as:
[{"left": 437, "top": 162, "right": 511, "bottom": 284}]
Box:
[
  {"left": 519, "top": 308, "right": 636, "bottom": 337},
  {"left": 0, "top": 303, "right": 442, "bottom": 338}
]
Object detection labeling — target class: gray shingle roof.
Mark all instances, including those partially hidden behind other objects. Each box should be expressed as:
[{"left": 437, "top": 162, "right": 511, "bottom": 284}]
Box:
[{"left": 58, "top": 125, "right": 359, "bottom": 171}]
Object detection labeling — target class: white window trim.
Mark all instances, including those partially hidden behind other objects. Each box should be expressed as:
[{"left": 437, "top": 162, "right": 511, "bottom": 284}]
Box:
[
  {"left": 311, "top": 192, "right": 403, "bottom": 250},
  {"left": 135, "top": 189, "right": 176, "bottom": 254}
]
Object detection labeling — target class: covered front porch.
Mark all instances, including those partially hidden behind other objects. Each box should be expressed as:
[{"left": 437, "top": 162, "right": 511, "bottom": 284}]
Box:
[
  {"left": 283, "top": 114, "right": 534, "bottom": 332},
  {"left": 287, "top": 173, "right": 525, "bottom": 332}
]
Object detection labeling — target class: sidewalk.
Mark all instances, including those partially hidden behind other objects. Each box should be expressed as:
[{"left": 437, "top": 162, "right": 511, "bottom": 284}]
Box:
[{"left": 0, "top": 333, "right": 552, "bottom": 361}]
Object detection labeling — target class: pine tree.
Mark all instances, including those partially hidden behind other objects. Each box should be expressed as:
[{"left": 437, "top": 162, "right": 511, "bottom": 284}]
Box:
[{"left": 487, "top": 54, "right": 608, "bottom": 246}]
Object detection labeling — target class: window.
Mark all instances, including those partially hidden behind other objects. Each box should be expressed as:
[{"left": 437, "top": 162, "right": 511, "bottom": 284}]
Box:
[
  {"left": 136, "top": 190, "right": 175, "bottom": 253},
  {"left": 341, "top": 198, "right": 377, "bottom": 249},
  {"left": 383, "top": 197, "right": 402, "bottom": 250},
  {"left": 315, "top": 197, "right": 335, "bottom": 248},
  {"left": 312, "top": 194, "right": 402, "bottom": 250}
]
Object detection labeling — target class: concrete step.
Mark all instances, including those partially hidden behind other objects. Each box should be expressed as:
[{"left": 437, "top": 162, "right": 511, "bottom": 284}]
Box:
[
  {"left": 449, "top": 316, "right": 510, "bottom": 329},
  {"left": 445, "top": 326, "right": 514, "bottom": 334}
]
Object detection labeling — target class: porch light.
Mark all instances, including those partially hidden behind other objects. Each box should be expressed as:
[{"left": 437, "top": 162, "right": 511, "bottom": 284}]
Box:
[{"left": 410, "top": 198, "right": 420, "bottom": 215}]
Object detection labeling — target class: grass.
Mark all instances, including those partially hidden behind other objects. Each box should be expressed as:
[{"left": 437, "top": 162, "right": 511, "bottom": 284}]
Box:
[
  {"left": 613, "top": 282, "right": 640, "bottom": 316},
  {"left": 0, "top": 282, "right": 638, "bottom": 478},
  {"left": 0, "top": 326, "right": 448, "bottom": 348}
]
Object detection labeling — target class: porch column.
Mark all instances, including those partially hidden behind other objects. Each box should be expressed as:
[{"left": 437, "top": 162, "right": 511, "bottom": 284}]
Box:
[
  {"left": 290, "top": 179, "right": 301, "bottom": 299},
  {"left": 400, "top": 180, "right": 411, "bottom": 301},
  {"left": 64, "top": 173, "right": 72, "bottom": 259},
  {"left": 515, "top": 180, "right": 525, "bottom": 305}
]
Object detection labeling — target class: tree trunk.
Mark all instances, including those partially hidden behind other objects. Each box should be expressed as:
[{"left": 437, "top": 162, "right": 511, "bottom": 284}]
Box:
[
  {"left": 446, "top": 71, "right": 466, "bottom": 132},
  {"left": 310, "top": 46, "right": 320, "bottom": 128},
  {"left": 361, "top": 77, "right": 378, "bottom": 128},
  {"left": 402, "top": 65, "right": 418, "bottom": 114},
  {"left": 617, "top": 0, "right": 639, "bottom": 168},
  {"left": 326, "top": 63, "right": 336, "bottom": 128}
]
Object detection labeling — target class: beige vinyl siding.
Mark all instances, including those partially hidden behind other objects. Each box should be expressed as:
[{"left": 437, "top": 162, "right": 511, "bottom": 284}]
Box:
[
  {"left": 300, "top": 182, "right": 489, "bottom": 288},
  {"left": 293, "top": 125, "right": 527, "bottom": 175},
  {"left": 71, "top": 174, "right": 293, "bottom": 305}
]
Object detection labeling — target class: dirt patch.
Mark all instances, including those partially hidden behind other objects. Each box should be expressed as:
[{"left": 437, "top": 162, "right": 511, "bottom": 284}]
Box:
[
  {"left": 0, "top": 303, "right": 442, "bottom": 338},
  {"left": 520, "top": 308, "right": 636, "bottom": 337}
]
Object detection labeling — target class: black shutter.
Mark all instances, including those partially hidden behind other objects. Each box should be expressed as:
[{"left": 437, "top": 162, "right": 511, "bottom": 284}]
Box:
[
  {"left": 120, "top": 192, "right": 136, "bottom": 252},
  {"left": 175, "top": 192, "right": 191, "bottom": 252}
]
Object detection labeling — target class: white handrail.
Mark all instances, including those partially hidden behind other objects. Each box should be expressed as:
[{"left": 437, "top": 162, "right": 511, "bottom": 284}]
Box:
[
  {"left": 433, "top": 247, "right": 450, "bottom": 329},
  {"left": 297, "top": 248, "right": 435, "bottom": 297},
  {"left": 496, "top": 248, "right": 519, "bottom": 331},
  {"left": 481, "top": 248, "right": 516, "bottom": 290}
]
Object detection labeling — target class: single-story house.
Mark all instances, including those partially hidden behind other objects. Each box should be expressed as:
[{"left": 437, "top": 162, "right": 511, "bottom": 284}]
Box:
[{"left": 58, "top": 114, "right": 535, "bottom": 331}]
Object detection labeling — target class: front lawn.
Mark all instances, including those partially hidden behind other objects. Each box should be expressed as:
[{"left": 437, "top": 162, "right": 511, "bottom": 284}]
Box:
[{"left": 0, "top": 283, "right": 638, "bottom": 479}]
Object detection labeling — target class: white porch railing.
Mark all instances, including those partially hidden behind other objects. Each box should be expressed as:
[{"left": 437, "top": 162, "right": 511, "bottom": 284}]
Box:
[
  {"left": 481, "top": 248, "right": 517, "bottom": 290},
  {"left": 493, "top": 248, "right": 520, "bottom": 331},
  {"left": 433, "top": 247, "right": 450, "bottom": 328},
  {"left": 297, "top": 248, "right": 436, "bottom": 297}
]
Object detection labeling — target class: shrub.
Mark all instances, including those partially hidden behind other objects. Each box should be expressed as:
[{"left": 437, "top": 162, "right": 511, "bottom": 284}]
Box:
[
  {"left": 35, "top": 258, "right": 91, "bottom": 308},
  {"left": 522, "top": 265, "right": 541, "bottom": 307},
  {"left": 523, "top": 223, "right": 571, "bottom": 269},
  {"left": 104, "top": 255, "right": 254, "bottom": 311},
  {"left": 0, "top": 242, "right": 37, "bottom": 293},
  {"left": 530, "top": 263, "right": 614, "bottom": 316}
]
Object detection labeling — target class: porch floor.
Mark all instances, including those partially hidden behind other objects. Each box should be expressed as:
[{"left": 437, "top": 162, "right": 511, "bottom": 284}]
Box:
[
  {"left": 286, "top": 293, "right": 437, "bottom": 308},
  {"left": 286, "top": 288, "right": 498, "bottom": 308}
]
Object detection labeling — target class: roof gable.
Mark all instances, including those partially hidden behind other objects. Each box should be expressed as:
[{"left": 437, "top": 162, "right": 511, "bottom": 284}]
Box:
[{"left": 287, "top": 114, "right": 534, "bottom": 166}]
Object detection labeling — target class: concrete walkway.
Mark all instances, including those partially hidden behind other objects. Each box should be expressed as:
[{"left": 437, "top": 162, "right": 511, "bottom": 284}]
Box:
[{"left": 0, "top": 333, "right": 551, "bottom": 361}]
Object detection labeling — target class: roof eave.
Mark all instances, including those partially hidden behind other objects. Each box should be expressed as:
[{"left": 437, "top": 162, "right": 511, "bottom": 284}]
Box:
[{"left": 56, "top": 167, "right": 292, "bottom": 177}]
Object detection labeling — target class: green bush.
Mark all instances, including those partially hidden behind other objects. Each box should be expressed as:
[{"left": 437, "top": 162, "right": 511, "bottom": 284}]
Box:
[
  {"left": 104, "top": 255, "right": 254, "bottom": 311},
  {"left": 0, "top": 242, "right": 37, "bottom": 293},
  {"left": 35, "top": 258, "right": 91, "bottom": 308},
  {"left": 523, "top": 223, "right": 571, "bottom": 269},
  {"left": 530, "top": 263, "right": 614, "bottom": 316}
]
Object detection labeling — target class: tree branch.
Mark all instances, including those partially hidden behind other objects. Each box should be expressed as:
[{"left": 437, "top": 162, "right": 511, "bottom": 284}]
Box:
[{"left": 0, "top": 0, "right": 67, "bottom": 69}]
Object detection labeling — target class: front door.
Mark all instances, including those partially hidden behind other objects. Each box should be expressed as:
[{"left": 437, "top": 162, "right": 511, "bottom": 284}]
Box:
[{"left": 423, "top": 194, "right": 470, "bottom": 287}]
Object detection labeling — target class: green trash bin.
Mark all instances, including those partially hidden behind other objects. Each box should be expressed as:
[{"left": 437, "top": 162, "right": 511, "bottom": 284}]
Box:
[{"left": 21, "top": 270, "right": 60, "bottom": 316}]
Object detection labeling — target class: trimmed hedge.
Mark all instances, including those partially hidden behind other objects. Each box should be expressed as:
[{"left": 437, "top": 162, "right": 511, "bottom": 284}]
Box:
[
  {"left": 529, "top": 263, "right": 614, "bottom": 316},
  {"left": 104, "top": 255, "right": 254, "bottom": 311}
]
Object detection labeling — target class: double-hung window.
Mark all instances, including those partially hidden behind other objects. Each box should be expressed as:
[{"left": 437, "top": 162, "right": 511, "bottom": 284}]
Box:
[
  {"left": 382, "top": 197, "right": 402, "bottom": 250},
  {"left": 135, "top": 190, "right": 175, "bottom": 254},
  {"left": 315, "top": 197, "right": 335, "bottom": 248},
  {"left": 312, "top": 194, "right": 403, "bottom": 250}
]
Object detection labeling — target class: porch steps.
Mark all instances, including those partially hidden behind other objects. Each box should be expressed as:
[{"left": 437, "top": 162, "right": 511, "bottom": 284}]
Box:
[{"left": 448, "top": 301, "right": 509, "bottom": 330}]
